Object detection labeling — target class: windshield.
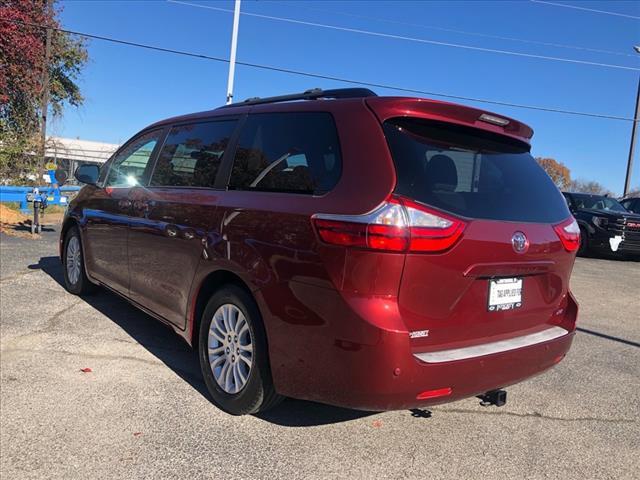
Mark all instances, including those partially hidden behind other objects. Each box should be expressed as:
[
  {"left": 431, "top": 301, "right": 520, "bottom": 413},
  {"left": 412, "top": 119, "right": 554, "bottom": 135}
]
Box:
[
  {"left": 383, "top": 118, "right": 570, "bottom": 223},
  {"left": 570, "top": 194, "right": 627, "bottom": 212}
]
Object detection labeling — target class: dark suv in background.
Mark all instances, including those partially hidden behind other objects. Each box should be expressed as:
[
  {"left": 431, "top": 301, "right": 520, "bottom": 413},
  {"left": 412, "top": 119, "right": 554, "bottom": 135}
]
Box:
[
  {"left": 620, "top": 197, "right": 640, "bottom": 215},
  {"left": 563, "top": 192, "right": 640, "bottom": 257},
  {"left": 62, "top": 88, "right": 578, "bottom": 415}
]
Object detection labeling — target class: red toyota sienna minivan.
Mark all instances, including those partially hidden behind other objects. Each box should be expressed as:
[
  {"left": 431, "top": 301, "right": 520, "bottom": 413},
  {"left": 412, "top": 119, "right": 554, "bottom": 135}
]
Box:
[{"left": 62, "top": 88, "right": 579, "bottom": 415}]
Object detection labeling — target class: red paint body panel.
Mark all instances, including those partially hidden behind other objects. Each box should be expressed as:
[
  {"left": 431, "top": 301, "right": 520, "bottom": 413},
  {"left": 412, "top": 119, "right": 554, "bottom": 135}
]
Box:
[
  {"left": 398, "top": 220, "right": 575, "bottom": 348},
  {"left": 63, "top": 93, "right": 578, "bottom": 411}
]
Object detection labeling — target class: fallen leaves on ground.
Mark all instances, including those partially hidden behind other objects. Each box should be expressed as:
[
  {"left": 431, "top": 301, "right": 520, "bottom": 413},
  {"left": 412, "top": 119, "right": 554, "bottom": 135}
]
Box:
[
  {"left": 0, "top": 204, "right": 27, "bottom": 224},
  {"left": 0, "top": 203, "right": 65, "bottom": 238}
]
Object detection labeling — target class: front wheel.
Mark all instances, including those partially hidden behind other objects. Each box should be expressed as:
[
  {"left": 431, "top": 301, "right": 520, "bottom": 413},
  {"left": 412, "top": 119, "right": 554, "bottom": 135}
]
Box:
[
  {"left": 62, "top": 227, "right": 97, "bottom": 295},
  {"left": 198, "top": 285, "right": 283, "bottom": 415}
]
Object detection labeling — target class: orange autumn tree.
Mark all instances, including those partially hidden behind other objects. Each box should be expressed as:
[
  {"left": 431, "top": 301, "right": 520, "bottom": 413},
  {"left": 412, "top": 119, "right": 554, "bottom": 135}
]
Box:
[{"left": 536, "top": 157, "right": 571, "bottom": 189}]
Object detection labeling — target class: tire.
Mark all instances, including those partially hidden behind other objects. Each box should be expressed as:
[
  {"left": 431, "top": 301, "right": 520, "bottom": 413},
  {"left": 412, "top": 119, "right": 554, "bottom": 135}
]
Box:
[
  {"left": 577, "top": 226, "right": 589, "bottom": 257},
  {"left": 198, "top": 285, "right": 283, "bottom": 415},
  {"left": 62, "top": 226, "right": 97, "bottom": 295}
]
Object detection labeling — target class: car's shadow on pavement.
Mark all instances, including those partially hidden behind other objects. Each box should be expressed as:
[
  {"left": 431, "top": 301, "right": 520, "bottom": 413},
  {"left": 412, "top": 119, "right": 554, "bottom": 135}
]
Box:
[{"left": 31, "top": 255, "right": 376, "bottom": 427}]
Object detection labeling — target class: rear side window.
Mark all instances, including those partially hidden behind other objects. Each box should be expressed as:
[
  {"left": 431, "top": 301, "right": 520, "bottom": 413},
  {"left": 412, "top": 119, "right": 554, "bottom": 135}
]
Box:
[
  {"left": 383, "top": 118, "right": 570, "bottom": 223},
  {"left": 569, "top": 194, "right": 626, "bottom": 212},
  {"left": 229, "top": 112, "right": 341, "bottom": 194},
  {"left": 151, "top": 120, "right": 237, "bottom": 187}
]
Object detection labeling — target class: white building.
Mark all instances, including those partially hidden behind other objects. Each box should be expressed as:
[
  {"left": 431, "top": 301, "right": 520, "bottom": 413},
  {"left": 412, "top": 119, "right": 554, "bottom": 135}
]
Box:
[{"left": 46, "top": 137, "right": 119, "bottom": 181}]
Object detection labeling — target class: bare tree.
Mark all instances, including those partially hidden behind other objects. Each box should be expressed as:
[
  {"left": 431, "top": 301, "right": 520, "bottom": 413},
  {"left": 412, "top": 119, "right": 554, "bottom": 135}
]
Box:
[{"left": 567, "top": 179, "right": 616, "bottom": 197}]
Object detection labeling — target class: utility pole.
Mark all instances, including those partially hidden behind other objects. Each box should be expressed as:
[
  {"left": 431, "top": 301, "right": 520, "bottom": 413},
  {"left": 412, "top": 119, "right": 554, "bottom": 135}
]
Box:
[
  {"left": 226, "top": 0, "right": 241, "bottom": 105},
  {"left": 624, "top": 77, "right": 640, "bottom": 196},
  {"left": 39, "top": 0, "right": 53, "bottom": 174},
  {"left": 625, "top": 47, "right": 640, "bottom": 197}
]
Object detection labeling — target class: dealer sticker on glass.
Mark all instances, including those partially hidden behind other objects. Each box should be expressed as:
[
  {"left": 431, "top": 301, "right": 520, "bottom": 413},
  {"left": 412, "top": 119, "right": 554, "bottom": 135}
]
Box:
[{"left": 488, "top": 277, "right": 523, "bottom": 312}]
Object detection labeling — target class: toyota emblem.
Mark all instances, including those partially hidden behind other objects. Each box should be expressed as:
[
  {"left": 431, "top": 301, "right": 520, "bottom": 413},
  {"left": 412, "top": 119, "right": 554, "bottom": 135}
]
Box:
[{"left": 512, "top": 232, "right": 529, "bottom": 253}]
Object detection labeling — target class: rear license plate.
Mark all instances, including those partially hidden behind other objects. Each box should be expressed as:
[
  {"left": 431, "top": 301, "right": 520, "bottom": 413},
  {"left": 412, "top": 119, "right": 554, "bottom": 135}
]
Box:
[{"left": 488, "top": 277, "right": 523, "bottom": 311}]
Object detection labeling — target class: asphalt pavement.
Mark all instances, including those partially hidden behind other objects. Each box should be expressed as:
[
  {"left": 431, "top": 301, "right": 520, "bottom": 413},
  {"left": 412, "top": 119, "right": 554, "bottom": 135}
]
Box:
[{"left": 1, "top": 227, "right": 638, "bottom": 479}]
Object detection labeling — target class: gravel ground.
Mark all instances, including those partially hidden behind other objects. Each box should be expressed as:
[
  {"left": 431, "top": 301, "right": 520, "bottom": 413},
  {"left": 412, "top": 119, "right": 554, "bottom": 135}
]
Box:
[{"left": 1, "top": 227, "right": 638, "bottom": 479}]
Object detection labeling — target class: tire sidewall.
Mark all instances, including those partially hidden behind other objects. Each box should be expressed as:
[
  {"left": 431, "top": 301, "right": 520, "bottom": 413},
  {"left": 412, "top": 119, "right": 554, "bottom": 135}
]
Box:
[{"left": 198, "top": 285, "right": 271, "bottom": 415}]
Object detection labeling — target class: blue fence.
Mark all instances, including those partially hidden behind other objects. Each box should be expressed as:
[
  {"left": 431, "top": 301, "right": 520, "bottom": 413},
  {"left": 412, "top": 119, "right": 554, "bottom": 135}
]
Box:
[{"left": 0, "top": 185, "right": 81, "bottom": 214}]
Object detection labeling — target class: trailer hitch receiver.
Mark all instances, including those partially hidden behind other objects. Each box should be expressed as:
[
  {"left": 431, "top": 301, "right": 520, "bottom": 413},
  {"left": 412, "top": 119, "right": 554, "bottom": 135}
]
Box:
[{"left": 478, "top": 389, "right": 507, "bottom": 407}]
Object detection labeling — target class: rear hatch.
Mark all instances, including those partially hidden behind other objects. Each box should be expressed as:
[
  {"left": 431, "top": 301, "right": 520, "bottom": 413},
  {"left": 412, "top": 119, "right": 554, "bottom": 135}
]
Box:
[{"left": 380, "top": 114, "right": 577, "bottom": 349}]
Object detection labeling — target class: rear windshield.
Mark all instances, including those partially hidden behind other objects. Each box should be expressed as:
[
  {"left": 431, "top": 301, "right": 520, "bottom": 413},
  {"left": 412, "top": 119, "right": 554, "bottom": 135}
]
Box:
[{"left": 383, "top": 118, "right": 570, "bottom": 223}]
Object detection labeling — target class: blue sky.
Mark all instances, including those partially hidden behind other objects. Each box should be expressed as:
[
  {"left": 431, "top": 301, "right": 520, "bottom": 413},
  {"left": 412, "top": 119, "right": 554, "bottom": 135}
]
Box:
[{"left": 55, "top": 0, "right": 640, "bottom": 193}]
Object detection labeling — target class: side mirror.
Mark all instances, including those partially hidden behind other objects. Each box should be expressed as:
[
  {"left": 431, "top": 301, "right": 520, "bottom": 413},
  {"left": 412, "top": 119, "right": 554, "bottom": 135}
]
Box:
[
  {"left": 75, "top": 164, "right": 100, "bottom": 185},
  {"left": 54, "top": 168, "right": 68, "bottom": 185}
]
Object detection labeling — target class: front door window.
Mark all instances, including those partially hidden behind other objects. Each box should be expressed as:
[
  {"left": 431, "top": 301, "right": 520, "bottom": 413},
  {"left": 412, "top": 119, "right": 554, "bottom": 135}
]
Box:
[{"left": 105, "top": 130, "right": 163, "bottom": 187}]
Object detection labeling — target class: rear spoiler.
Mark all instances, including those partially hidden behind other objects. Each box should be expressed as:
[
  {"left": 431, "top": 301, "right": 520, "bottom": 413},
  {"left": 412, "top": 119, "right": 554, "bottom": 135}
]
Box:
[{"left": 366, "top": 97, "right": 534, "bottom": 144}]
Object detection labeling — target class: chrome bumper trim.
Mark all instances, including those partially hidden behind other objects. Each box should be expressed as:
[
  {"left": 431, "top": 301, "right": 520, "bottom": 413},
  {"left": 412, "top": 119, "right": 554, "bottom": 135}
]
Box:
[{"left": 414, "top": 326, "right": 569, "bottom": 363}]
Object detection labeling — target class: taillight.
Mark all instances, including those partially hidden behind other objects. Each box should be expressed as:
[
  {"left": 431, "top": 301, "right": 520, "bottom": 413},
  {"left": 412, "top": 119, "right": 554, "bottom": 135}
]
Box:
[
  {"left": 416, "top": 387, "right": 452, "bottom": 400},
  {"left": 401, "top": 198, "right": 466, "bottom": 252},
  {"left": 553, "top": 217, "right": 580, "bottom": 252},
  {"left": 313, "top": 196, "right": 466, "bottom": 253}
]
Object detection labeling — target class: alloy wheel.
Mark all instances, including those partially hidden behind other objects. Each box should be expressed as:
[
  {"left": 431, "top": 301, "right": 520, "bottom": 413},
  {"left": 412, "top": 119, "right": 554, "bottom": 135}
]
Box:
[
  {"left": 207, "top": 304, "right": 253, "bottom": 394},
  {"left": 66, "top": 236, "right": 82, "bottom": 285}
]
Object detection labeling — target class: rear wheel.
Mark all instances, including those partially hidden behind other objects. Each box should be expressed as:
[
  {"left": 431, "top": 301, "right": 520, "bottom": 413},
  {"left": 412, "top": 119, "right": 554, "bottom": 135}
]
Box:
[
  {"left": 577, "top": 226, "right": 589, "bottom": 256},
  {"left": 63, "top": 227, "right": 97, "bottom": 295},
  {"left": 198, "top": 285, "right": 283, "bottom": 415}
]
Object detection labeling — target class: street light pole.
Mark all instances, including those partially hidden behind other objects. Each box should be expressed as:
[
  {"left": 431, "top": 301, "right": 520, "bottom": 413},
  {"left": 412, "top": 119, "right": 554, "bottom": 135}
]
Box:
[
  {"left": 624, "top": 47, "right": 640, "bottom": 197},
  {"left": 624, "top": 75, "right": 639, "bottom": 196},
  {"left": 226, "top": 0, "right": 241, "bottom": 105}
]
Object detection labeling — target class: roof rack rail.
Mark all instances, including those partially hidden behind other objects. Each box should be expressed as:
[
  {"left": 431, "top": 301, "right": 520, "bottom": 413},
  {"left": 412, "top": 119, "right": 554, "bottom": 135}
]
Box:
[{"left": 219, "top": 88, "right": 377, "bottom": 108}]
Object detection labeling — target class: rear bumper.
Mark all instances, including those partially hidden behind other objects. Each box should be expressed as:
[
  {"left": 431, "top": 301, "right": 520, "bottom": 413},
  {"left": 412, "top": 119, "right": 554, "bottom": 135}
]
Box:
[
  {"left": 269, "top": 318, "right": 575, "bottom": 411},
  {"left": 406, "top": 328, "right": 574, "bottom": 409},
  {"left": 264, "top": 283, "right": 578, "bottom": 411},
  {"left": 297, "top": 327, "right": 574, "bottom": 411}
]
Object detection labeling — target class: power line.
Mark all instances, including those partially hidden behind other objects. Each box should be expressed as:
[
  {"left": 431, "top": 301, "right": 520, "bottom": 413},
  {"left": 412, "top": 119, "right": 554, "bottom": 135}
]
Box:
[
  {"left": 168, "top": 0, "right": 640, "bottom": 72},
  {"left": 530, "top": 0, "right": 640, "bottom": 20},
  {"left": 1, "top": 17, "right": 637, "bottom": 122},
  {"left": 4, "top": 19, "right": 232, "bottom": 62},
  {"left": 262, "top": 0, "right": 636, "bottom": 58}
]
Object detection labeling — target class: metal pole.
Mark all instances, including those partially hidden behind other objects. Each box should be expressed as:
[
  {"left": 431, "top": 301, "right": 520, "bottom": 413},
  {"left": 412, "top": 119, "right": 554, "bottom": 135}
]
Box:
[
  {"left": 624, "top": 75, "right": 640, "bottom": 196},
  {"left": 226, "top": 0, "right": 241, "bottom": 105},
  {"left": 39, "top": 1, "right": 53, "bottom": 175}
]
